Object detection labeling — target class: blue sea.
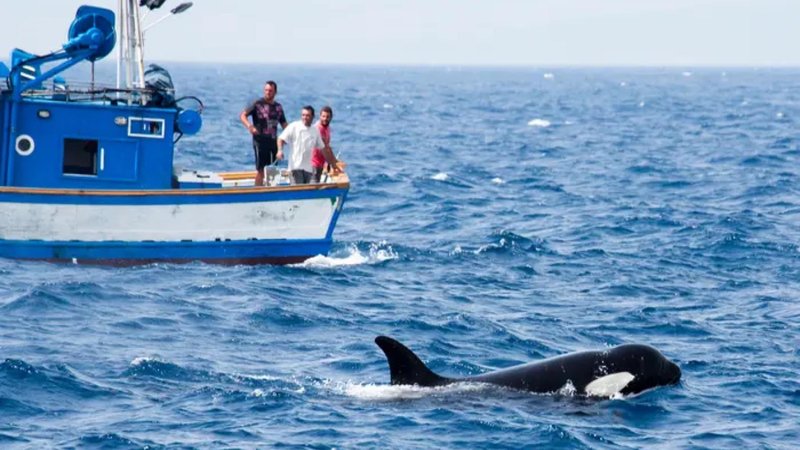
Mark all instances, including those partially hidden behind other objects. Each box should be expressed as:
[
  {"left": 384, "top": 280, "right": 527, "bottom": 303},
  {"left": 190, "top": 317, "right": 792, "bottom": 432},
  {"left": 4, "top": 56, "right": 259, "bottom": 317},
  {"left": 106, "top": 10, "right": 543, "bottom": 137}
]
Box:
[{"left": 2, "top": 65, "right": 800, "bottom": 449}]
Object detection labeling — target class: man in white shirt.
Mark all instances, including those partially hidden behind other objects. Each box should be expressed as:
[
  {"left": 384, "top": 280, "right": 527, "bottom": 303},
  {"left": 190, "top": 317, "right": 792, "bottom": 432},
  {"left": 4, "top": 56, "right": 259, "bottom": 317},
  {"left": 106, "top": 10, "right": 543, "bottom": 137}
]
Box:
[{"left": 277, "top": 105, "right": 327, "bottom": 185}]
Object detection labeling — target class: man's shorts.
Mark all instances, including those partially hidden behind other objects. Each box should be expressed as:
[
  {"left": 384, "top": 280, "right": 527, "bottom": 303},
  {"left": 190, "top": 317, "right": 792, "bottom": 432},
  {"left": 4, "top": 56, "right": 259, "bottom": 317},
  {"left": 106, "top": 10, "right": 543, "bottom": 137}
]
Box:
[
  {"left": 291, "top": 169, "right": 312, "bottom": 185},
  {"left": 252, "top": 136, "right": 278, "bottom": 171}
]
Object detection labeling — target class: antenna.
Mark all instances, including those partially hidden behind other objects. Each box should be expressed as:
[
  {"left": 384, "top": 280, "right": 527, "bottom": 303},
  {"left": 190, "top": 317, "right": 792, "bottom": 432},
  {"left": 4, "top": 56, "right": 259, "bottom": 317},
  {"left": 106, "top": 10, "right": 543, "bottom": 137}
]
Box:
[{"left": 142, "top": 2, "right": 193, "bottom": 32}]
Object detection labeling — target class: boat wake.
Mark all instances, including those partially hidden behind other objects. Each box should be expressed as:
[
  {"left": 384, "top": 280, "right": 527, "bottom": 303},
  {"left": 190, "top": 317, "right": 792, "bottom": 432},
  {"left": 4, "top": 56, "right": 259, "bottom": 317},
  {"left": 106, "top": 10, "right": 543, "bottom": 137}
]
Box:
[{"left": 295, "top": 242, "right": 398, "bottom": 268}]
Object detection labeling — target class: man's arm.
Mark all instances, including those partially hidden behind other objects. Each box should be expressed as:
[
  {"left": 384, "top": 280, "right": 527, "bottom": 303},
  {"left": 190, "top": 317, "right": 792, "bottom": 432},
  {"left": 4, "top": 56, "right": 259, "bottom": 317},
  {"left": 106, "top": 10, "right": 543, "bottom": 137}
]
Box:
[
  {"left": 321, "top": 145, "right": 338, "bottom": 169},
  {"left": 276, "top": 138, "right": 285, "bottom": 161},
  {"left": 279, "top": 108, "right": 288, "bottom": 130},
  {"left": 276, "top": 124, "right": 292, "bottom": 160},
  {"left": 239, "top": 105, "right": 257, "bottom": 134}
]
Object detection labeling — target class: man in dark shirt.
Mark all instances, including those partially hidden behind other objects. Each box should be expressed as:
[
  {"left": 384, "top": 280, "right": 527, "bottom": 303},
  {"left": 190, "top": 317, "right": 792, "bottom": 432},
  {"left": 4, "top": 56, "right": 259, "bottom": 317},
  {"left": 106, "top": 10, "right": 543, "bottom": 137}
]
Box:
[{"left": 239, "top": 80, "right": 288, "bottom": 186}]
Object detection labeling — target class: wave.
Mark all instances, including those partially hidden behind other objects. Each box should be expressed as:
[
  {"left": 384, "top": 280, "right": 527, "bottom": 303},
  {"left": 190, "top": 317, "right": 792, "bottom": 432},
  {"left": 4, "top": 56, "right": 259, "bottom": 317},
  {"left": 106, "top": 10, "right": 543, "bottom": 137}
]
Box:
[
  {"left": 0, "top": 289, "right": 72, "bottom": 312},
  {"left": 124, "top": 357, "right": 214, "bottom": 382},
  {"left": 0, "top": 359, "right": 118, "bottom": 404},
  {"left": 474, "top": 230, "right": 551, "bottom": 256}
]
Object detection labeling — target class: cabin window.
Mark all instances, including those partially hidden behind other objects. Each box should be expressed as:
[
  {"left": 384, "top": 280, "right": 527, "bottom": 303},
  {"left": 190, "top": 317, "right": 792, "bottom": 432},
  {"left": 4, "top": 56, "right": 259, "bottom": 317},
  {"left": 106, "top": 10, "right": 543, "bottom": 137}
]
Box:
[{"left": 63, "top": 138, "right": 98, "bottom": 175}]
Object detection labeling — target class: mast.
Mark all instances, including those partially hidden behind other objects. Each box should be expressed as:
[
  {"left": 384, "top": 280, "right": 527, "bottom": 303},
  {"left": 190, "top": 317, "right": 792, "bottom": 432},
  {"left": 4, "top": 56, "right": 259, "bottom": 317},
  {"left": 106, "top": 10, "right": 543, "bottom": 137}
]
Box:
[
  {"left": 116, "top": 0, "right": 146, "bottom": 104},
  {"left": 116, "top": 0, "right": 122, "bottom": 96},
  {"left": 131, "top": 0, "right": 146, "bottom": 92}
]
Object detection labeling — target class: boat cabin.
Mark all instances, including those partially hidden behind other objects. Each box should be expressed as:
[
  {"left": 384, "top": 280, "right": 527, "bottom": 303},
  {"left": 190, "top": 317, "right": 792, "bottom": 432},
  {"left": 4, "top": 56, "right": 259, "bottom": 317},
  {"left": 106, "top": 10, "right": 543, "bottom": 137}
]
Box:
[{"left": 0, "top": 5, "right": 200, "bottom": 191}]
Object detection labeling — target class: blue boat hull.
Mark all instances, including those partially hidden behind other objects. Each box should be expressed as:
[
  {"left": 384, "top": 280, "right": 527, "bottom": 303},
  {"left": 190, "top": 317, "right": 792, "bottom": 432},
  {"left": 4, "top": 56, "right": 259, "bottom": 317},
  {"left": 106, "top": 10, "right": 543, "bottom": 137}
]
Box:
[{"left": 0, "top": 238, "right": 332, "bottom": 265}]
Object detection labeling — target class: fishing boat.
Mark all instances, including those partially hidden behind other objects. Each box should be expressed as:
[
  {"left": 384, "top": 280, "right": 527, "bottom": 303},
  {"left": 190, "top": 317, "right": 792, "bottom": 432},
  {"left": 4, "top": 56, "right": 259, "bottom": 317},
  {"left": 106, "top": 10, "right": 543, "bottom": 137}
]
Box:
[{"left": 0, "top": 1, "right": 349, "bottom": 265}]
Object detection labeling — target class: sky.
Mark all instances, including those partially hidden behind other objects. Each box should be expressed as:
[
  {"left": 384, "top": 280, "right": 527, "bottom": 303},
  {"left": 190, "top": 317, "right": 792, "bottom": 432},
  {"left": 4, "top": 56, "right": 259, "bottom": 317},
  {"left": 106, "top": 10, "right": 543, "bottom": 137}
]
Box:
[{"left": 0, "top": 0, "right": 797, "bottom": 66}]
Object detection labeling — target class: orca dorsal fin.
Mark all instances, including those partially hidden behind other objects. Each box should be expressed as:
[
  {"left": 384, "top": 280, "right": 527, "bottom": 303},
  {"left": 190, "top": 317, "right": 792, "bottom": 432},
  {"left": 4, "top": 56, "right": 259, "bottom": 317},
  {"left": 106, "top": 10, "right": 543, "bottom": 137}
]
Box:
[{"left": 375, "top": 336, "right": 450, "bottom": 387}]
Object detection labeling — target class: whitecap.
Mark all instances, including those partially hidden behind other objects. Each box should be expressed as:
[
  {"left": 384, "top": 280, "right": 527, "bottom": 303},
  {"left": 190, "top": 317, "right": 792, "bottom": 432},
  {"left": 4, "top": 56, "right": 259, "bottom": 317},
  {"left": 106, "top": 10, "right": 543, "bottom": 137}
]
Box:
[
  {"left": 638, "top": 101, "right": 646, "bottom": 108},
  {"left": 682, "top": 71, "right": 692, "bottom": 77},
  {"left": 250, "top": 389, "right": 266, "bottom": 397},
  {"left": 491, "top": 177, "right": 505, "bottom": 185},
  {"left": 619, "top": 81, "right": 627, "bottom": 87},
  {"left": 543, "top": 73, "right": 555, "bottom": 79},
  {"left": 776, "top": 112, "right": 785, "bottom": 119},
  {"left": 431, "top": 172, "right": 449, "bottom": 181},
  {"left": 129, "top": 356, "right": 159, "bottom": 366},
  {"left": 527, "top": 118, "right": 551, "bottom": 128},
  {"left": 383, "top": 103, "right": 394, "bottom": 109}
]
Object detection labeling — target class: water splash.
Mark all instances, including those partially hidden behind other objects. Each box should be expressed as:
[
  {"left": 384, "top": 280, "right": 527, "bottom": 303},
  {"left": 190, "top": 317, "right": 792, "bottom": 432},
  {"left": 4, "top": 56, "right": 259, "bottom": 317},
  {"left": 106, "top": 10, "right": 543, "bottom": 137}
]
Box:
[
  {"left": 339, "top": 382, "right": 491, "bottom": 401},
  {"left": 557, "top": 380, "right": 577, "bottom": 396}
]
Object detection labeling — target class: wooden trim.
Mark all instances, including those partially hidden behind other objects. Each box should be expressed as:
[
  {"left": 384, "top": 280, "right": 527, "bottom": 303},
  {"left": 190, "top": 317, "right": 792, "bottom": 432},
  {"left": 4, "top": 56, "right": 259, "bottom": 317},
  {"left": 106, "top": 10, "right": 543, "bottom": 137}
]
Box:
[{"left": 0, "top": 176, "right": 350, "bottom": 197}]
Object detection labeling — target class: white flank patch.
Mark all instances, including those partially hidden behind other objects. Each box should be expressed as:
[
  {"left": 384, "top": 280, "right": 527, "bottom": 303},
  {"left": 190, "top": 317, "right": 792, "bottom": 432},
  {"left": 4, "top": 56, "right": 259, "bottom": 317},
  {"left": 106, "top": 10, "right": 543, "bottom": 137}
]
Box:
[
  {"left": 431, "top": 172, "right": 449, "bottom": 181},
  {"left": 491, "top": 177, "right": 505, "bottom": 185},
  {"left": 527, "top": 119, "right": 551, "bottom": 128},
  {"left": 584, "top": 372, "right": 634, "bottom": 397}
]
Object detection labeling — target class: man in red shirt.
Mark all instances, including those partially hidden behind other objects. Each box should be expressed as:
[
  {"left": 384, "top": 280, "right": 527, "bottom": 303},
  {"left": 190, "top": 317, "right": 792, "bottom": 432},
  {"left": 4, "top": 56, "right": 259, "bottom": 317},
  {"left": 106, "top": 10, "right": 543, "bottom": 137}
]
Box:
[{"left": 311, "top": 106, "right": 340, "bottom": 183}]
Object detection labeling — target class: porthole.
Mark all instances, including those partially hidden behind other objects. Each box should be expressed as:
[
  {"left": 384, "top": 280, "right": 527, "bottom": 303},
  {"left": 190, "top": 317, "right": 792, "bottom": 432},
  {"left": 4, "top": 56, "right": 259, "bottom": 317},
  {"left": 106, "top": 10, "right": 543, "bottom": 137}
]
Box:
[{"left": 15, "top": 134, "right": 35, "bottom": 156}]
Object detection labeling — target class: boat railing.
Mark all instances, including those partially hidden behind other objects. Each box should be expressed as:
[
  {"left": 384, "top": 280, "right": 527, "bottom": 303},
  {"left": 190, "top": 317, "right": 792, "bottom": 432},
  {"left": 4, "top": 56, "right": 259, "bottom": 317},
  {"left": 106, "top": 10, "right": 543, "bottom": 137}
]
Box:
[{"left": 15, "top": 79, "right": 173, "bottom": 105}]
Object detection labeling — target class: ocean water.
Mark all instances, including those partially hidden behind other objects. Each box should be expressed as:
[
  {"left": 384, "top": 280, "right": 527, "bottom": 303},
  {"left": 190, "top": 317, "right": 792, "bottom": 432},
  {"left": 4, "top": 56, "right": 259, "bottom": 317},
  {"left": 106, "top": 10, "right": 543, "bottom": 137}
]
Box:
[{"left": 2, "top": 65, "right": 800, "bottom": 449}]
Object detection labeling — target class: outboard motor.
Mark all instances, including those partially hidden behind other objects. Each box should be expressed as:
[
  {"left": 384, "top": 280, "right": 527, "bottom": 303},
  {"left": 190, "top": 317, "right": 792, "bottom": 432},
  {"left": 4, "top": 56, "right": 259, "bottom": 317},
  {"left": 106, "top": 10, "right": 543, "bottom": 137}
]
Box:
[
  {"left": 144, "top": 63, "right": 175, "bottom": 107},
  {"left": 143, "top": 63, "right": 203, "bottom": 136}
]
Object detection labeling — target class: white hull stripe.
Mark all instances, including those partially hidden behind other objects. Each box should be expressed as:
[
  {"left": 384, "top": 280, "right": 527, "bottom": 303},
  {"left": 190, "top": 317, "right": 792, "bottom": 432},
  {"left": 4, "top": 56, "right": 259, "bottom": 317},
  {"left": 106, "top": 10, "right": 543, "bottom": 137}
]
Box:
[{"left": 0, "top": 198, "right": 337, "bottom": 241}]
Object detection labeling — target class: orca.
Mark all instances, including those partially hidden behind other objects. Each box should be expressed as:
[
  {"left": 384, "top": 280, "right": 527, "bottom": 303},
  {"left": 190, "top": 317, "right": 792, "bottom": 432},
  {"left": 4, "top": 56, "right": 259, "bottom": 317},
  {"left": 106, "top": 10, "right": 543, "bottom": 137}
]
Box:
[{"left": 375, "top": 336, "right": 681, "bottom": 397}]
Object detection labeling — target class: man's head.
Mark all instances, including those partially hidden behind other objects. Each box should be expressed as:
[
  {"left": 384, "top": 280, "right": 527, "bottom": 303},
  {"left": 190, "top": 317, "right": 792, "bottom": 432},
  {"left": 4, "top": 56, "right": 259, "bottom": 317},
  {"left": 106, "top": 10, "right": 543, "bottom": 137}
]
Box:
[
  {"left": 263, "top": 81, "right": 278, "bottom": 102},
  {"left": 301, "top": 105, "right": 315, "bottom": 126},
  {"left": 320, "top": 106, "right": 333, "bottom": 127}
]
